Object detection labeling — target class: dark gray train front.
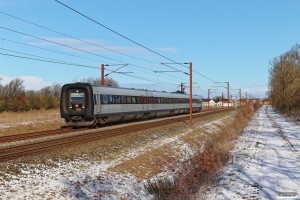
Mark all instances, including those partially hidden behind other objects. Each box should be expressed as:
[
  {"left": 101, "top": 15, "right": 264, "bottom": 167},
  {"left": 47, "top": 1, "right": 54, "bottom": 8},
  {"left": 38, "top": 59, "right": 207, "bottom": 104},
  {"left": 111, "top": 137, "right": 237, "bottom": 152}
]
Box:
[{"left": 60, "top": 83, "right": 95, "bottom": 126}]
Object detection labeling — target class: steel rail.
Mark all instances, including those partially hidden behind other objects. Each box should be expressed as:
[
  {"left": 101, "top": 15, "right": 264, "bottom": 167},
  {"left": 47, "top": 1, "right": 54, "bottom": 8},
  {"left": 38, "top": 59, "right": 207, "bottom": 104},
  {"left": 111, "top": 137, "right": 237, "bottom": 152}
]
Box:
[{"left": 0, "top": 127, "right": 88, "bottom": 144}]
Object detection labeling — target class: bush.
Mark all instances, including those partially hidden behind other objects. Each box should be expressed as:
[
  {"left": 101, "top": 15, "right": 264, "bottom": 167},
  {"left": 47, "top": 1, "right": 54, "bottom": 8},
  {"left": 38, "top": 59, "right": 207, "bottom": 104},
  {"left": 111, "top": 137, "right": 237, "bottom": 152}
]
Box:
[{"left": 144, "top": 107, "right": 255, "bottom": 199}]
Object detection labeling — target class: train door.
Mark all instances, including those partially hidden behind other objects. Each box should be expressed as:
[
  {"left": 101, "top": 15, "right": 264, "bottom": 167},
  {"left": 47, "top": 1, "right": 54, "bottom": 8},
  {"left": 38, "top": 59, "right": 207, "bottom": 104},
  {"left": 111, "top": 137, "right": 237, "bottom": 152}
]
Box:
[{"left": 93, "top": 93, "right": 101, "bottom": 114}]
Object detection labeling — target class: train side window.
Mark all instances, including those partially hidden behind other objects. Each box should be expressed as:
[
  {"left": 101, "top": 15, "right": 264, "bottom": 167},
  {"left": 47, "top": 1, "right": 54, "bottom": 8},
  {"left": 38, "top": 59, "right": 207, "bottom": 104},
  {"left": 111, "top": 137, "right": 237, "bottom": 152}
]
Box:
[
  {"left": 135, "top": 96, "right": 139, "bottom": 104},
  {"left": 156, "top": 97, "right": 159, "bottom": 104},
  {"left": 120, "top": 96, "right": 125, "bottom": 104},
  {"left": 132, "top": 96, "right": 136, "bottom": 104},
  {"left": 126, "top": 96, "right": 132, "bottom": 104},
  {"left": 149, "top": 96, "right": 154, "bottom": 104},
  {"left": 101, "top": 94, "right": 108, "bottom": 104},
  {"left": 107, "top": 95, "right": 112, "bottom": 104},
  {"left": 115, "top": 95, "right": 120, "bottom": 104}
]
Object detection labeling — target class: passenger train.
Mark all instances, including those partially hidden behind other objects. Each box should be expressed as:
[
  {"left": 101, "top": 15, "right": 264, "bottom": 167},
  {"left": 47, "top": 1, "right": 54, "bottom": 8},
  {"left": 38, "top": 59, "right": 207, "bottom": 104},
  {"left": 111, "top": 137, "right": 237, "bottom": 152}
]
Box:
[{"left": 60, "top": 83, "right": 203, "bottom": 127}]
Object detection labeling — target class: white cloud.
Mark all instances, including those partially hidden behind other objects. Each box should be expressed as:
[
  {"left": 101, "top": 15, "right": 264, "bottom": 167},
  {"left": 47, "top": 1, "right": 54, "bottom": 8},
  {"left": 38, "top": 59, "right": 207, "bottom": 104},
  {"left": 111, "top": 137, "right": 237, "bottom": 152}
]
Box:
[{"left": 0, "top": 74, "right": 51, "bottom": 90}]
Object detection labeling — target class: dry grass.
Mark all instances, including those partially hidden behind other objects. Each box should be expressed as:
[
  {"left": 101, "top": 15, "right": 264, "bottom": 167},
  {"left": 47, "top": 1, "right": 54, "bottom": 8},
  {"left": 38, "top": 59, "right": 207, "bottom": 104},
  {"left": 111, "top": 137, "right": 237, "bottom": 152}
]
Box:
[
  {"left": 143, "top": 106, "right": 258, "bottom": 199},
  {"left": 0, "top": 109, "right": 64, "bottom": 135},
  {"left": 110, "top": 144, "right": 178, "bottom": 179}
]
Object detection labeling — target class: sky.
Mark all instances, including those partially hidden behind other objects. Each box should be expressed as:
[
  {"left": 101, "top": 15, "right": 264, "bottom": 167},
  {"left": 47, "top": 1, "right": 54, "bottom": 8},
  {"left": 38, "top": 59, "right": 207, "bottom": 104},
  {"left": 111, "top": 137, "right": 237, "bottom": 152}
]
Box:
[{"left": 0, "top": 0, "right": 300, "bottom": 98}]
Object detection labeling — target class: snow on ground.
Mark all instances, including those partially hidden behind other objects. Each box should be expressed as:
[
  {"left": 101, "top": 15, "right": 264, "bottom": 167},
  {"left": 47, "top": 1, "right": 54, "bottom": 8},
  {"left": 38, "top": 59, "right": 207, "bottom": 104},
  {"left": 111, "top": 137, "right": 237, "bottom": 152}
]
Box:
[
  {"left": 205, "top": 106, "right": 300, "bottom": 200},
  {"left": 0, "top": 114, "right": 231, "bottom": 200}
]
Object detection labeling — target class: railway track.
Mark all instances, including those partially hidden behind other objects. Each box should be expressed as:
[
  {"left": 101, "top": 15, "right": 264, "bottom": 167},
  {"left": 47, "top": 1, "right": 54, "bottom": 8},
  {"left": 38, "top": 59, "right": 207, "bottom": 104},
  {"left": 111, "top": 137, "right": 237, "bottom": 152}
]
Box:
[
  {"left": 0, "top": 107, "right": 234, "bottom": 161},
  {"left": 265, "top": 107, "right": 297, "bottom": 152},
  {"left": 0, "top": 127, "right": 88, "bottom": 144}
]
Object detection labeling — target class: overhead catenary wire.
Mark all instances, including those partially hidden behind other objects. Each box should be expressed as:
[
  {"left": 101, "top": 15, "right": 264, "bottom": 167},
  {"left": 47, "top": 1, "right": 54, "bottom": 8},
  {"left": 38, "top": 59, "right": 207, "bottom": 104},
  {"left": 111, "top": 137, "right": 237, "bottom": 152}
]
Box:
[
  {"left": 0, "top": 37, "right": 108, "bottom": 64},
  {"left": 0, "top": 52, "right": 100, "bottom": 69},
  {"left": 54, "top": 0, "right": 224, "bottom": 84},
  {"left": 0, "top": 26, "right": 180, "bottom": 81},
  {"left": 1, "top": 8, "right": 224, "bottom": 90},
  {"left": 0, "top": 36, "right": 189, "bottom": 85},
  {"left": 0, "top": 26, "right": 122, "bottom": 64},
  {"left": 2, "top": 10, "right": 221, "bottom": 86},
  {"left": 54, "top": 0, "right": 191, "bottom": 75},
  {"left": 0, "top": 11, "right": 158, "bottom": 66},
  {"left": 0, "top": 51, "right": 180, "bottom": 86}
]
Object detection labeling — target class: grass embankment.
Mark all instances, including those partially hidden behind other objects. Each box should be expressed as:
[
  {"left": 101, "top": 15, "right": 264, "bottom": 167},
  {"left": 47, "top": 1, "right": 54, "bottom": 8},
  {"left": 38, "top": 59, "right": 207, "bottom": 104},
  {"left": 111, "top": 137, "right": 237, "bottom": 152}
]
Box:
[
  {"left": 0, "top": 109, "right": 64, "bottom": 135},
  {"left": 144, "top": 105, "right": 259, "bottom": 199}
]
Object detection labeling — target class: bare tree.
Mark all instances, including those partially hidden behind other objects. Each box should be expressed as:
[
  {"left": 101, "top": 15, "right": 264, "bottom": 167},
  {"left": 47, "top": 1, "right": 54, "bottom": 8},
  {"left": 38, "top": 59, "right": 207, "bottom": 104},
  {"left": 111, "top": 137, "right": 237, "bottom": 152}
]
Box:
[
  {"left": 75, "top": 76, "right": 119, "bottom": 87},
  {"left": 1, "top": 78, "right": 24, "bottom": 97},
  {"left": 269, "top": 44, "right": 300, "bottom": 112}
]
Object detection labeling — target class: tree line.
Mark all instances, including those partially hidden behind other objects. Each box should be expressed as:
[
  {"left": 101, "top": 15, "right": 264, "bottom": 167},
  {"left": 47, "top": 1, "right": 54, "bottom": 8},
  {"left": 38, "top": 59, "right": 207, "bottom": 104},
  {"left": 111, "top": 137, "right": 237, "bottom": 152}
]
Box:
[
  {"left": 269, "top": 44, "right": 300, "bottom": 113},
  {"left": 0, "top": 77, "right": 118, "bottom": 112}
]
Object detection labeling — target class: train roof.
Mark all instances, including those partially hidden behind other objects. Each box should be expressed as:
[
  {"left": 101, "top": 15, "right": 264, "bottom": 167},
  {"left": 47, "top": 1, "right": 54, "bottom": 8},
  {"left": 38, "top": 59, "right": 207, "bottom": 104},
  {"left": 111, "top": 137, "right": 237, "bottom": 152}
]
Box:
[
  {"left": 92, "top": 84, "right": 202, "bottom": 98},
  {"left": 68, "top": 83, "right": 202, "bottom": 99}
]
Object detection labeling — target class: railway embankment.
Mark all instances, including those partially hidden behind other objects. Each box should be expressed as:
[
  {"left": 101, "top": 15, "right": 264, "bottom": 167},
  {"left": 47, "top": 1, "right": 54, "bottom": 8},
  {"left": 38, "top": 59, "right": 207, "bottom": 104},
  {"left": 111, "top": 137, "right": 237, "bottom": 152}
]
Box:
[{"left": 0, "top": 106, "right": 257, "bottom": 199}]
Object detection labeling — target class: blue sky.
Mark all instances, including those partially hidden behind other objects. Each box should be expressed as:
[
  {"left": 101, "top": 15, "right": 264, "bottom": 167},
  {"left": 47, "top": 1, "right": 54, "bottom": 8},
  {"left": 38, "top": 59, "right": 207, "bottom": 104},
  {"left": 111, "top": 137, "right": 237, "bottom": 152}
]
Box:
[{"left": 0, "top": 0, "right": 299, "bottom": 98}]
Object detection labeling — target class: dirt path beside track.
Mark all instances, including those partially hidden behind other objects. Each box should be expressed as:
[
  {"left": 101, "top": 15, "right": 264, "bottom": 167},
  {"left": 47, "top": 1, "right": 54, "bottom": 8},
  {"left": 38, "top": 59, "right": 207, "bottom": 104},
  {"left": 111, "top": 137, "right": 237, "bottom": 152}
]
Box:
[{"left": 204, "top": 106, "right": 300, "bottom": 200}]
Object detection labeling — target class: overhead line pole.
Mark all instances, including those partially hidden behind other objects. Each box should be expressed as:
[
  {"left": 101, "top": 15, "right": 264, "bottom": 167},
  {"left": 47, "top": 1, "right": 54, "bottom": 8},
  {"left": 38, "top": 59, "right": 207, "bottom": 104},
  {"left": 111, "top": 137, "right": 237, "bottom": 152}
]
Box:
[
  {"left": 159, "top": 62, "right": 193, "bottom": 127},
  {"left": 101, "top": 64, "right": 105, "bottom": 85},
  {"left": 227, "top": 82, "right": 230, "bottom": 108},
  {"left": 208, "top": 89, "right": 210, "bottom": 109},
  {"left": 239, "top": 89, "right": 242, "bottom": 107},
  {"left": 101, "top": 63, "right": 129, "bottom": 85},
  {"left": 189, "top": 62, "right": 193, "bottom": 127},
  {"left": 222, "top": 92, "right": 224, "bottom": 108}
]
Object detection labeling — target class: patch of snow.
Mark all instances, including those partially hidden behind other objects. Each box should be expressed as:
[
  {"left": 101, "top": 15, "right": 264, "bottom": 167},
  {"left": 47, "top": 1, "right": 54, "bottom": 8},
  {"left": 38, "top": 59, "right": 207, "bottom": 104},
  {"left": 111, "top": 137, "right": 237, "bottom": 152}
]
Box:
[
  {"left": 204, "top": 106, "right": 300, "bottom": 200},
  {"left": 0, "top": 113, "right": 233, "bottom": 199}
]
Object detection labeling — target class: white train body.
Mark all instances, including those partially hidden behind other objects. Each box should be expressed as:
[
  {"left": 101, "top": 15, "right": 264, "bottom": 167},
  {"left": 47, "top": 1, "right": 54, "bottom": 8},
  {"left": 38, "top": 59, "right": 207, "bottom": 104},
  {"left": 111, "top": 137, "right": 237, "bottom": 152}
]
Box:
[{"left": 60, "top": 83, "right": 202, "bottom": 127}]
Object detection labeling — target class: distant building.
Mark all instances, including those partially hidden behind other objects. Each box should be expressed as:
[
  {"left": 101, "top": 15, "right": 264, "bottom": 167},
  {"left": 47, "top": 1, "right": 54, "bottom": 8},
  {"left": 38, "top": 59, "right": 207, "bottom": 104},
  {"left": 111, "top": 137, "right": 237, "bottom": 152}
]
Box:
[
  {"left": 216, "top": 101, "right": 223, "bottom": 107},
  {"left": 220, "top": 99, "right": 233, "bottom": 107},
  {"left": 202, "top": 99, "right": 216, "bottom": 107}
]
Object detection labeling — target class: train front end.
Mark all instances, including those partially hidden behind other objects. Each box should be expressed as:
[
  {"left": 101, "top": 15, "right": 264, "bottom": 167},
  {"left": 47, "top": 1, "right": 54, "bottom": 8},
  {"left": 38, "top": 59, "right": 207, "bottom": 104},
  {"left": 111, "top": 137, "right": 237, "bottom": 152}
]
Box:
[{"left": 60, "top": 83, "right": 94, "bottom": 126}]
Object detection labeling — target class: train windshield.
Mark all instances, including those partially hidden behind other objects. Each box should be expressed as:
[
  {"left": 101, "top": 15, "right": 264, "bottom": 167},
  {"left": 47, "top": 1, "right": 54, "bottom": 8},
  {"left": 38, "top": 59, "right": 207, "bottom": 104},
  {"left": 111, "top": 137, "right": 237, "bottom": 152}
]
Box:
[
  {"left": 70, "top": 90, "right": 85, "bottom": 102},
  {"left": 69, "top": 89, "right": 85, "bottom": 111}
]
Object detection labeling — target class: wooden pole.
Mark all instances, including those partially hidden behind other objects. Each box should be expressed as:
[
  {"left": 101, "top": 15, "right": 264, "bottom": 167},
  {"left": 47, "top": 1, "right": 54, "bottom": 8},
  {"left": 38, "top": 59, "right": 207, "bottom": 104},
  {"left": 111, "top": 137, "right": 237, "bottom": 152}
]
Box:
[{"left": 189, "top": 62, "right": 193, "bottom": 127}]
